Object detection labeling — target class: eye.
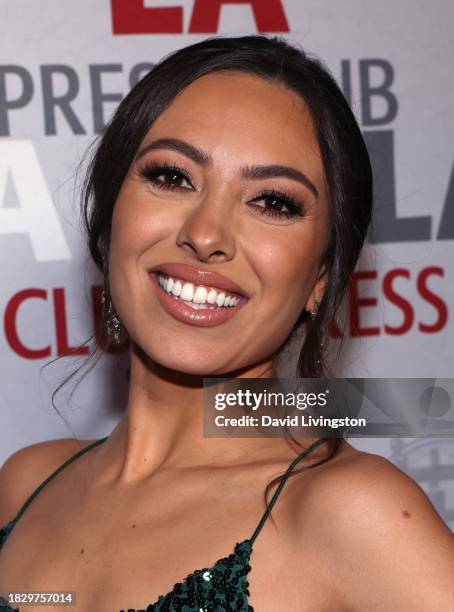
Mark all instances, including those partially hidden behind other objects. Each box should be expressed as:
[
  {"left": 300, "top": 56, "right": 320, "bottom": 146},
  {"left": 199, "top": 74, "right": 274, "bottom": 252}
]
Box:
[
  {"left": 139, "top": 162, "right": 194, "bottom": 191},
  {"left": 248, "top": 189, "right": 306, "bottom": 221}
]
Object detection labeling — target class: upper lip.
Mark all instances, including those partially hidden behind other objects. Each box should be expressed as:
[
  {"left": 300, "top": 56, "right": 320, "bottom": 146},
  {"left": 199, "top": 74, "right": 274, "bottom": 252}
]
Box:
[{"left": 148, "top": 262, "right": 249, "bottom": 298}]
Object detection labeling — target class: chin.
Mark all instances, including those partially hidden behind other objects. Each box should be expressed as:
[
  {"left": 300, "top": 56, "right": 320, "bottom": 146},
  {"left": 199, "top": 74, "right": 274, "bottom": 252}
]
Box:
[
  {"left": 164, "top": 358, "right": 238, "bottom": 378},
  {"left": 136, "top": 339, "right": 238, "bottom": 377}
]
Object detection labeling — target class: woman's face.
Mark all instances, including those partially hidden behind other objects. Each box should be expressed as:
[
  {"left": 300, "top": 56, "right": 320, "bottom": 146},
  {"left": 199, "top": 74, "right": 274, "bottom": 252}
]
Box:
[{"left": 109, "top": 71, "right": 330, "bottom": 376}]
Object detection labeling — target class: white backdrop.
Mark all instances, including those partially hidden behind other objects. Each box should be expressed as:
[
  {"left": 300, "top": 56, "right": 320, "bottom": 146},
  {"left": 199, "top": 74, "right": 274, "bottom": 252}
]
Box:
[{"left": 0, "top": 1, "right": 453, "bottom": 530}]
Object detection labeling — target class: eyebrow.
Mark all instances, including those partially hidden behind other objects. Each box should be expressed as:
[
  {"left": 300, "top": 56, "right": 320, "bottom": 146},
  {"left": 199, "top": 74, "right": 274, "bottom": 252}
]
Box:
[{"left": 136, "top": 137, "right": 319, "bottom": 198}]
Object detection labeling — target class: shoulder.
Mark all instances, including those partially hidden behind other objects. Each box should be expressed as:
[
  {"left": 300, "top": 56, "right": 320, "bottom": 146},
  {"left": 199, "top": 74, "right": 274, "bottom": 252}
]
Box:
[
  {"left": 0, "top": 438, "right": 97, "bottom": 528},
  {"left": 301, "top": 441, "right": 439, "bottom": 512},
  {"left": 296, "top": 444, "right": 454, "bottom": 610}
]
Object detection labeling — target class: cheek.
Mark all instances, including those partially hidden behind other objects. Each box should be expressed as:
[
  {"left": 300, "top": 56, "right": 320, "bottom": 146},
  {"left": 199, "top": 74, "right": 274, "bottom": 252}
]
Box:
[
  {"left": 110, "top": 183, "right": 171, "bottom": 260},
  {"left": 252, "top": 230, "right": 319, "bottom": 310},
  {"left": 108, "top": 185, "right": 170, "bottom": 313}
]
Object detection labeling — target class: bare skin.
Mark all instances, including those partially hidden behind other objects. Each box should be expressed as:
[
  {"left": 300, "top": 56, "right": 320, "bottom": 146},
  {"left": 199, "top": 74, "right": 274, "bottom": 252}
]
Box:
[{"left": 0, "top": 72, "right": 453, "bottom": 612}]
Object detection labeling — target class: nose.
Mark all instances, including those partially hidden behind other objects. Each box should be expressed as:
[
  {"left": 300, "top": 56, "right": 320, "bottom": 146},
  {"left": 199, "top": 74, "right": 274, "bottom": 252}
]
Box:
[{"left": 176, "top": 193, "right": 236, "bottom": 263}]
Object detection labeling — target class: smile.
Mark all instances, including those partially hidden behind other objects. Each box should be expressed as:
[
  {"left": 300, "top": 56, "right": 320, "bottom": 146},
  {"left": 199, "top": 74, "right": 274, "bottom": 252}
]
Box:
[
  {"left": 149, "top": 272, "right": 248, "bottom": 328},
  {"left": 158, "top": 274, "right": 241, "bottom": 308}
]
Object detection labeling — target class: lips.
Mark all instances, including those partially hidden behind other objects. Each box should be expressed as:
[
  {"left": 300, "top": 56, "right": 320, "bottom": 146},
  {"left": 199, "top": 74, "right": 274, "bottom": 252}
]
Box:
[
  {"left": 148, "top": 262, "right": 249, "bottom": 298},
  {"left": 149, "top": 270, "right": 248, "bottom": 328}
]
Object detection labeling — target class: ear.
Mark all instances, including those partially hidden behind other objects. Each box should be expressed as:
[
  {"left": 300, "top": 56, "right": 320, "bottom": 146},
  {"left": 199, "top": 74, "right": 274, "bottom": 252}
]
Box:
[{"left": 304, "top": 263, "right": 328, "bottom": 314}]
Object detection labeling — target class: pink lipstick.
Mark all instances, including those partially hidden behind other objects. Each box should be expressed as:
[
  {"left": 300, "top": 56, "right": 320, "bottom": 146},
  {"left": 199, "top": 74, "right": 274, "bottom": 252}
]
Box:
[{"left": 148, "top": 264, "right": 249, "bottom": 328}]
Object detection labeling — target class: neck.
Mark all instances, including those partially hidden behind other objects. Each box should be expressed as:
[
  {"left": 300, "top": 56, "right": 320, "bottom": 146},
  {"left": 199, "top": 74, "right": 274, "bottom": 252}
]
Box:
[{"left": 103, "top": 341, "right": 293, "bottom": 482}]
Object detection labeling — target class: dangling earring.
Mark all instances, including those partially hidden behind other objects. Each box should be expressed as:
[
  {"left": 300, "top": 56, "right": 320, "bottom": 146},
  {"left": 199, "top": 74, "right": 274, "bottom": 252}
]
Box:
[
  {"left": 100, "top": 288, "right": 124, "bottom": 345},
  {"left": 310, "top": 300, "right": 320, "bottom": 320}
]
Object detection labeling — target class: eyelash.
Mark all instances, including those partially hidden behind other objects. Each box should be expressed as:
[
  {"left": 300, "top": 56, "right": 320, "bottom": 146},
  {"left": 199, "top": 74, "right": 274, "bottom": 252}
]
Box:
[{"left": 138, "top": 162, "right": 306, "bottom": 221}]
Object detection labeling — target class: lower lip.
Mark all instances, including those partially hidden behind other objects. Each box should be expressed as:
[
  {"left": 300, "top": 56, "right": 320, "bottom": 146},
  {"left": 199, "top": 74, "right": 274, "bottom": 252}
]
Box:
[{"left": 149, "top": 272, "right": 248, "bottom": 328}]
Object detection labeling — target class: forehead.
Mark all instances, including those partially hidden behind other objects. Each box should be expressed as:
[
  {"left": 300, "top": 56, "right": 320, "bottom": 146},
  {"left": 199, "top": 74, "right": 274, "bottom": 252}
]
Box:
[{"left": 144, "top": 71, "right": 325, "bottom": 185}]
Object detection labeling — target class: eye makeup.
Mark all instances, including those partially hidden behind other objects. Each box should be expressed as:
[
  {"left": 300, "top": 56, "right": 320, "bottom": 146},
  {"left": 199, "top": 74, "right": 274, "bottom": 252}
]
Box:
[
  {"left": 138, "top": 161, "right": 195, "bottom": 192},
  {"left": 137, "top": 161, "right": 308, "bottom": 221}
]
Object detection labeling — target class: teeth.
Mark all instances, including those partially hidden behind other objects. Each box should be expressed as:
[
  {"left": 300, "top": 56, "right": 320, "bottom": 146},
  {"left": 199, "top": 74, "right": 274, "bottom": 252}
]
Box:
[
  {"left": 180, "top": 282, "right": 194, "bottom": 301},
  {"left": 180, "top": 299, "right": 211, "bottom": 310},
  {"left": 215, "top": 292, "right": 225, "bottom": 307},
  {"left": 207, "top": 289, "right": 217, "bottom": 304},
  {"left": 193, "top": 286, "right": 207, "bottom": 304},
  {"left": 171, "top": 279, "right": 182, "bottom": 297},
  {"left": 157, "top": 274, "right": 241, "bottom": 308}
]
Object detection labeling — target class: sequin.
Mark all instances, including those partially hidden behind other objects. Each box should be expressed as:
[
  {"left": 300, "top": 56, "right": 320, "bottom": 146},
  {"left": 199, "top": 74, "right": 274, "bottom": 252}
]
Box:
[{"left": 116, "top": 540, "right": 253, "bottom": 611}]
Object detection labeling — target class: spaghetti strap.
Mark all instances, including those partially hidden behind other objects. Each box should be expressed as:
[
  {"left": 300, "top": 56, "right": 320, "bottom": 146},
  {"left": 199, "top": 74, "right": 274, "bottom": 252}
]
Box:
[
  {"left": 0, "top": 436, "right": 108, "bottom": 546},
  {"left": 249, "top": 437, "right": 327, "bottom": 544}
]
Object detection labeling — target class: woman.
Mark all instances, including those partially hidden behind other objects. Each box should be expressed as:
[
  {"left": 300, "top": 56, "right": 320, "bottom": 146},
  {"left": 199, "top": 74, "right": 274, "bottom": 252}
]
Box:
[{"left": 0, "top": 35, "right": 453, "bottom": 612}]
